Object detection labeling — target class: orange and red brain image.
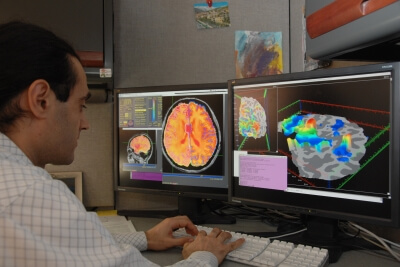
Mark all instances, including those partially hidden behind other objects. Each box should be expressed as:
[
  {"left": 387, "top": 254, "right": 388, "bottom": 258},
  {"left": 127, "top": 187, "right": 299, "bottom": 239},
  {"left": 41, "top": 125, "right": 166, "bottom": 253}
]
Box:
[
  {"left": 163, "top": 99, "right": 220, "bottom": 172},
  {"left": 129, "top": 135, "right": 151, "bottom": 154},
  {"left": 127, "top": 133, "right": 153, "bottom": 164}
]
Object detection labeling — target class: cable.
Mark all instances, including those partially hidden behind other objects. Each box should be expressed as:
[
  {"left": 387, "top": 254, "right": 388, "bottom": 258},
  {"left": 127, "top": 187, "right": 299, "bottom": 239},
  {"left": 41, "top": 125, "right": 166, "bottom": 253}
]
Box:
[
  {"left": 227, "top": 203, "right": 302, "bottom": 225},
  {"left": 340, "top": 221, "right": 400, "bottom": 262},
  {"left": 270, "top": 227, "right": 308, "bottom": 240}
]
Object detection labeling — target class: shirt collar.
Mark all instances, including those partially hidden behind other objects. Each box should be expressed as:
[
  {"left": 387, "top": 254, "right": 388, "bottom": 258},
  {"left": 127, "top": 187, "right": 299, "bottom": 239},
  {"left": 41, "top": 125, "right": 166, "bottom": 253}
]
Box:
[{"left": 0, "top": 132, "right": 34, "bottom": 166}]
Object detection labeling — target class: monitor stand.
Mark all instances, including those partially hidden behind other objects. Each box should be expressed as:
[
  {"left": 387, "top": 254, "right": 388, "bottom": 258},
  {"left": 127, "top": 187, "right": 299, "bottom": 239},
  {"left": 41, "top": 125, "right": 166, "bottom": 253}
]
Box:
[
  {"left": 177, "top": 196, "right": 236, "bottom": 225},
  {"left": 117, "top": 196, "right": 236, "bottom": 225},
  {"left": 278, "top": 216, "right": 344, "bottom": 263},
  {"left": 117, "top": 209, "right": 180, "bottom": 218}
]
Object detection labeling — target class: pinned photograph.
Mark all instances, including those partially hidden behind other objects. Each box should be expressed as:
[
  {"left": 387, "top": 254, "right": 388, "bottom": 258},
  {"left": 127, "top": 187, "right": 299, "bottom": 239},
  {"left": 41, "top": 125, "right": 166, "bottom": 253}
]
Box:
[
  {"left": 235, "top": 31, "right": 283, "bottom": 78},
  {"left": 194, "top": 1, "right": 230, "bottom": 29}
]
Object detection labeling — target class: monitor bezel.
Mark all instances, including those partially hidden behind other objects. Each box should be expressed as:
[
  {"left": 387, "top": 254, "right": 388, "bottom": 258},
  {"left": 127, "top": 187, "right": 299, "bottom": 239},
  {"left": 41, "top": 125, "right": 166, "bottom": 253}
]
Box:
[{"left": 228, "top": 62, "right": 400, "bottom": 228}]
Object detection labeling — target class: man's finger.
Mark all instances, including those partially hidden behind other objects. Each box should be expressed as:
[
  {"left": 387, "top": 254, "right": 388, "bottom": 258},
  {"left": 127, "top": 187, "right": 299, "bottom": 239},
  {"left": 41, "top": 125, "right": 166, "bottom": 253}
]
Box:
[{"left": 229, "top": 238, "right": 246, "bottom": 251}]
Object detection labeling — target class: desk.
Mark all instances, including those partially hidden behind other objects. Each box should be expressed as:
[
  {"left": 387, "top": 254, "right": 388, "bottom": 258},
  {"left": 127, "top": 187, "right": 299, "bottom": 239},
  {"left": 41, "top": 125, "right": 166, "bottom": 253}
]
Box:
[{"left": 129, "top": 217, "right": 399, "bottom": 266}]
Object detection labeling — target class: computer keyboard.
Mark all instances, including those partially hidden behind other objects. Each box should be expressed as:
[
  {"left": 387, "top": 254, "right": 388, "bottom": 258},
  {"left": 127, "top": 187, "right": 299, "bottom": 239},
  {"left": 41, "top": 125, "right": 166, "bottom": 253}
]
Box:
[{"left": 173, "top": 225, "right": 329, "bottom": 267}]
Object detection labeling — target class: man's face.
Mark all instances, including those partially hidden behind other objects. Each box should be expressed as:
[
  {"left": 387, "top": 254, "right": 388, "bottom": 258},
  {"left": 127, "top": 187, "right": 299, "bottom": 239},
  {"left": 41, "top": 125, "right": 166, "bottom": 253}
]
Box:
[{"left": 49, "top": 56, "right": 90, "bottom": 165}]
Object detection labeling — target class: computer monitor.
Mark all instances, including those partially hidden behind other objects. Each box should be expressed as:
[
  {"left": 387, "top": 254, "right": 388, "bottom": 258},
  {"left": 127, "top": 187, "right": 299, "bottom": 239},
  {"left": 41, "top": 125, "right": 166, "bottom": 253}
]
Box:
[
  {"left": 229, "top": 62, "right": 400, "bottom": 250},
  {"left": 113, "top": 83, "right": 235, "bottom": 224}
]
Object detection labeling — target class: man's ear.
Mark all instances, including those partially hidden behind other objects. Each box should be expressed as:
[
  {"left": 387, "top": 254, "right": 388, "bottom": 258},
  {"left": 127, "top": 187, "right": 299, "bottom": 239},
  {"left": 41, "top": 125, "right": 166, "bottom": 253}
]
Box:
[{"left": 25, "top": 79, "right": 53, "bottom": 119}]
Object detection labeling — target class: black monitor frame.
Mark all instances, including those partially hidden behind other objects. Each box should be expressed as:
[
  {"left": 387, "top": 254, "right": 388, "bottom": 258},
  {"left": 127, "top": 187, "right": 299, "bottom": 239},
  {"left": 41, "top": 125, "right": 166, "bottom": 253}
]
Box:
[
  {"left": 228, "top": 62, "right": 400, "bottom": 228},
  {"left": 113, "top": 83, "right": 235, "bottom": 224}
]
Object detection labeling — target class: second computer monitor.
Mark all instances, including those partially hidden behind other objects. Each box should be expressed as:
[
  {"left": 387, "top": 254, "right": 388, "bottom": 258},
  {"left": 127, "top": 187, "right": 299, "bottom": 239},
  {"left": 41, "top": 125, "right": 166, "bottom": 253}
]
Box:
[{"left": 229, "top": 62, "right": 400, "bottom": 228}]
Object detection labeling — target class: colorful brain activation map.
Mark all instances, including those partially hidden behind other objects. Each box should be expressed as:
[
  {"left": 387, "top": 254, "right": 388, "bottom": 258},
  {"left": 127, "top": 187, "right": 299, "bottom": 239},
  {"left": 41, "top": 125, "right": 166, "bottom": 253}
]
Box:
[
  {"left": 278, "top": 114, "right": 368, "bottom": 181},
  {"left": 238, "top": 97, "right": 267, "bottom": 139},
  {"left": 162, "top": 98, "right": 221, "bottom": 173}
]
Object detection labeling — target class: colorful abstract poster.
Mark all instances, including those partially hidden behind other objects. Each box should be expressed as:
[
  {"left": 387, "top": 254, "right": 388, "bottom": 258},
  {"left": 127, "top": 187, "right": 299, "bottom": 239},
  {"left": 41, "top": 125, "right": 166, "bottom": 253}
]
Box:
[
  {"left": 194, "top": 2, "right": 230, "bottom": 29},
  {"left": 235, "top": 31, "right": 283, "bottom": 78}
]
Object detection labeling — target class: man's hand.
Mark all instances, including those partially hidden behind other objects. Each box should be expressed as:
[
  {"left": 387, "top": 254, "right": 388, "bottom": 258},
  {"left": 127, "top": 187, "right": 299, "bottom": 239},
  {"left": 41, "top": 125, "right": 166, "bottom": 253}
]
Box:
[
  {"left": 182, "top": 227, "right": 245, "bottom": 264},
  {"left": 145, "top": 215, "right": 199, "bottom": 251}
]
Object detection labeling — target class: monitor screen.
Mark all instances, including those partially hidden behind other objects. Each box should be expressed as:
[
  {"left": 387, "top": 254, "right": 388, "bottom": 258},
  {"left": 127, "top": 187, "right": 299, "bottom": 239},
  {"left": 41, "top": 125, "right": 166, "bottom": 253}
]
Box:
[
  {"left": 113, "top": 83, "right": 234, "bottom": 224},
  {"left": 229, "top": 62, "right": 400, "bottom": 228}
]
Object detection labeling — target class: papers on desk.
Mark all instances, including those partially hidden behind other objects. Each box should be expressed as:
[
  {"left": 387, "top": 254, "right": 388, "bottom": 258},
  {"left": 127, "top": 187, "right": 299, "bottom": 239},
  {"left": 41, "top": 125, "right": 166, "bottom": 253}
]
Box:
[{"left": 97, "top": 211, "right": 137, "bottom": 234}]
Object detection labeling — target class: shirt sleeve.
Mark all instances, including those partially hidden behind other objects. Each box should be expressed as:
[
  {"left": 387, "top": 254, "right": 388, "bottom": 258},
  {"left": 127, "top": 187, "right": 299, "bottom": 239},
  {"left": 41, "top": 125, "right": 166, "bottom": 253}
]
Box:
[
  {"left": 113, "top": 231, "right": 148, "bottom": 251},
  {"left": 173, "top": 251, "right": 219, "bottom": 267},
  {"left": 113, "top": 232, "right": 219, "bottom": 267},
  {"left": 2, "top": 177, "right": 221, "bottom": 267}
]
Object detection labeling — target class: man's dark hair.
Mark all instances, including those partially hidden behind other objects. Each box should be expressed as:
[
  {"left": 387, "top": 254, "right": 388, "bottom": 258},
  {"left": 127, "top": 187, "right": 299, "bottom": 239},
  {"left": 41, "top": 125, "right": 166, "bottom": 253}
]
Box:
[{"left": 0, "top": 21, "right": 80, "bottom": 133}]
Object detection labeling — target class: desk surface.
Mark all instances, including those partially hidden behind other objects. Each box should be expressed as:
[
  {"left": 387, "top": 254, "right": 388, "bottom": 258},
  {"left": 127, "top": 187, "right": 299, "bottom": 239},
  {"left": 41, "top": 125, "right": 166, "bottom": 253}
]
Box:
[{"left": 129, "top": 217, "right": 400, "bottom": 267}]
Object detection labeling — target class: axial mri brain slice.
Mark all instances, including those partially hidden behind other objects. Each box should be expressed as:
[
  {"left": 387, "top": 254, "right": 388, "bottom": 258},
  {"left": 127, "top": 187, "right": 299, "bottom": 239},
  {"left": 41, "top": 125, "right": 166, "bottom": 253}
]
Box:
[
  {"left": 238, "top": 97, "right": 267, "bottom": 138},
  {"left": 162, "top": 98, "right": 220, "bottom": 173}
]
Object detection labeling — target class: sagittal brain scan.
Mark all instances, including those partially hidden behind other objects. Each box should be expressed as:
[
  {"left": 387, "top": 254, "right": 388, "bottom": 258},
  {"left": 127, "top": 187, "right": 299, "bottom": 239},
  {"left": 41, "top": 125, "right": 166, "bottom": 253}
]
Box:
[
  {"left": 127, "top": 133, "right": 153, "bottom": 164},
  {"left": 162, "top": 98, "right": 221, "bottom": 173}
]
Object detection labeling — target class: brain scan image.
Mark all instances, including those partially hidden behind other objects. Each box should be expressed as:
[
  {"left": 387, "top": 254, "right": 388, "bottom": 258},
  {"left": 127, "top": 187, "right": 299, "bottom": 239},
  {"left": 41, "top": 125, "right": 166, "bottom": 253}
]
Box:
[
  {"left": 127, "top": 133, "right": 153, "bottom": 164},
  {"left": 162, "top": 98, "right": 221, "bottom": 173},
  {"left": 238, "top": 96, "right": 267, "bottom": 139},
  {"left": 278, "top": 113, "right": 368, "bottom": 181}
]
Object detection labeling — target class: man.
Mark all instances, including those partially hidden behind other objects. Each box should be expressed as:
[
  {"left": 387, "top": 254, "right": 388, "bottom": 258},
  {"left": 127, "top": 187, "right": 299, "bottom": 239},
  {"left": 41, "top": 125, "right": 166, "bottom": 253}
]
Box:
[{"left": 0, "top": 21, "right": 244, "bottom": 266}]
